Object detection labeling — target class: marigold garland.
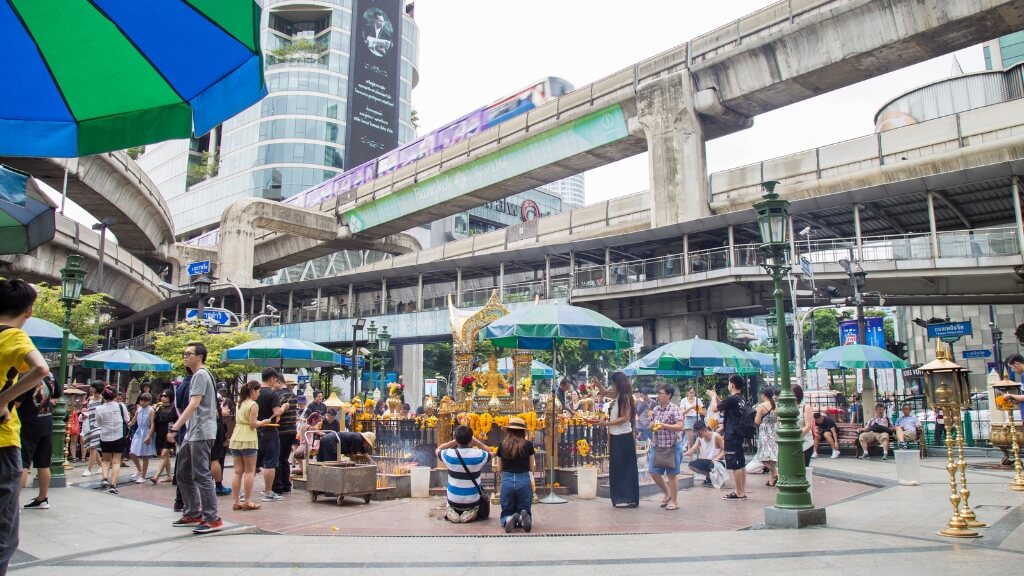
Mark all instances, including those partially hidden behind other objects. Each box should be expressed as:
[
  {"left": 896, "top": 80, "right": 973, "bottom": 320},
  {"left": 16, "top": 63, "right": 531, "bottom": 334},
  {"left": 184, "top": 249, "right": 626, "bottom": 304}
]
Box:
[
  {"left": 576, "top": 439, "right": 591, "bottom": 458},
  {"left": 996, "top": 395, "right": 1018, "bottom": 411}
]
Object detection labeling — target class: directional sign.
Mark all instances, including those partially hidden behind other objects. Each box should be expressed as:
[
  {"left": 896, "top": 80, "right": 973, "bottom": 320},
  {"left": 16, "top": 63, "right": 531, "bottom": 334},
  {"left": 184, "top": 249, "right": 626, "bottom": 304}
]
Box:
[
  {"left": 800, "top": 257, "right": 813, "bottom": 278},
  {"left": 926, "top": 321, "right": 972, "bottom": 340},
  {"left": 962, "top": 349, "right": 992, "bottom": 359},
  {"left": 187, "top": 260, "right": 211, "bottom": 276},
  {"left": 185, "top": 307, "right": 232, "bottom": 325},
  {"left": 425, "top": 378, "right": 438, "bottom": 396}
]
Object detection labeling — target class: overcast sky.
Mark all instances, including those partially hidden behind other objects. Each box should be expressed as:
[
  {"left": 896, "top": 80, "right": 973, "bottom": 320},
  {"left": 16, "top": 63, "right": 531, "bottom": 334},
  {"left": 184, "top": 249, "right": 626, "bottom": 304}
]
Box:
[{"left": 411, "top": 0, "right": 986, "bottom": 205}]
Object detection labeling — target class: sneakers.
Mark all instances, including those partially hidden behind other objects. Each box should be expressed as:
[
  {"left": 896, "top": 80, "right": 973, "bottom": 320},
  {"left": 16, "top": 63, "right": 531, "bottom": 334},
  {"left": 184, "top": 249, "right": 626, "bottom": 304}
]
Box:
[
  {"left": 518, "top": 510, "right": 532, "bottom": 533},
  {"left": 505, "top": 513, "right": 520, "bottom": 533},
  {"left": 128, "top": 473, "right": 140, "bottom": 482},
  {"left": 260, "top": 491, "right": 283, "bottom": 502},
  {"left": 24, "top": 498, "right": 49, "bottom": 510},
  {"left": 99, "top": 479, "right": 110, "bottom": 490},
  {"left": 81, "top": 470, "right": 93, "bottom": 477},
  {"left": 192, "top": 519, "right": 224, "bottom": 534},
  {"left": 107, "top": 487, "right": 119, "bottom": 495},
  {"left": 811, "top": 451, "right": 818, "bottom": 459},
  {"left": 701, "top": 478, "right": 713, "bottom": 487},
  {"left": 881, "top": 453, "right": 889, "bottom": 461},
  {"left": 135, "top": 477, "right": 147, "bottom": 484},
  {"left": 831, "top": 451, "right": 841, "bottom": 459},
  {"left": 216, "top": 486, "right": 232, "bottom": 496},
  {"left": 172, "top": 515, "right": 202, "bottom": 527},
  {"left": 857, "top": 454, "right": 868, "bottom": 460},
  {"left": 898, "top": 442, "right": 908, "bottom": 450}
]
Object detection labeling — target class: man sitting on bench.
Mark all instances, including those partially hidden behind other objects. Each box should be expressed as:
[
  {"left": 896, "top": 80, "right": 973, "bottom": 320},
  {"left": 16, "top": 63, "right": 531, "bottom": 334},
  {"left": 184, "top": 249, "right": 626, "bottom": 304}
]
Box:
[
  {"left": 894, "top": 404, "right": 921, "bottom": 449},
  {"left": 813, "top": 412, "right": 841, "bottom": 459},
  {"left": 857, "top": 404, "right": 893, "bottom": 460}
]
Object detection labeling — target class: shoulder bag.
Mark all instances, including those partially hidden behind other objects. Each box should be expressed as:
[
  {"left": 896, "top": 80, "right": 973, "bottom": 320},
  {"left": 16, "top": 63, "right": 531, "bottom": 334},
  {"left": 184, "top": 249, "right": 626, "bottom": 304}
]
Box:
[{"left": 453, "top": 448, "right": 490, "bottom": 520}]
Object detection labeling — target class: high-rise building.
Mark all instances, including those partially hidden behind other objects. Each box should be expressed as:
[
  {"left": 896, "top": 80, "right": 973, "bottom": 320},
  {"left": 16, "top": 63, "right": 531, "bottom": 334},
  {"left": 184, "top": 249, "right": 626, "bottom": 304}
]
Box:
[
  {"left": 984, "top": 31, "right": 1024, "bottom": 70},
  {"left": 539, "top": 174, "right": 585, "bottom": 211},
  {"left": 139, "top": 0, "right": 420, "bottom": 239}
]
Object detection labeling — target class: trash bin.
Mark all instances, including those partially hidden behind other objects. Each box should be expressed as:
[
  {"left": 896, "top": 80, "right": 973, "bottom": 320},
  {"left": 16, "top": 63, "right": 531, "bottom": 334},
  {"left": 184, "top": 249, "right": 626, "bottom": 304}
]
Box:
[
  {"left": 894, "top": 449, "right": 921, "bottom": 486},
  {"left": 577, "top": 466, "right": 598, "bottom": 499},
  {"left": 410, "top": 466, "right": 430, "bottom": 498}
]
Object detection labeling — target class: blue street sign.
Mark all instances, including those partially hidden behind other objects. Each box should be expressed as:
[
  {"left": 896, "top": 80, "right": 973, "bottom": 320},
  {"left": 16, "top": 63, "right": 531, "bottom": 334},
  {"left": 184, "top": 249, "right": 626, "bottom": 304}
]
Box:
[
  {"left": 839, "top": 317, "right": 885, "bottom": 348},
  {"left": 297, "top": 375, "right": 310, "bottom": 383},
  {"left": 926, "top": 321, "right": 972, "bottom": 339},
  {"left": 185, "top": 308, "right": 232, "bottom": 325},
  {"left": 187, "top": 260, "right": 211, "bottom": 276},
  {"left": 800, "top": 257, "right": 813, "bottom": 278},
  {"left": 962, "top": 349, "right": 992, "bottom": 359}
]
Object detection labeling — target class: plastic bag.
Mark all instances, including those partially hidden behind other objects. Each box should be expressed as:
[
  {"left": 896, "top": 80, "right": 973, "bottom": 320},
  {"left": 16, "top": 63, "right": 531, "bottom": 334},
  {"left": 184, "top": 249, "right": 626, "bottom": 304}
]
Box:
[
  {"left": 745, "top": 455, "right": 763, "bottom": 474},
  {"left": 710, "top": 461, "right": 728, "bottom": 489}
]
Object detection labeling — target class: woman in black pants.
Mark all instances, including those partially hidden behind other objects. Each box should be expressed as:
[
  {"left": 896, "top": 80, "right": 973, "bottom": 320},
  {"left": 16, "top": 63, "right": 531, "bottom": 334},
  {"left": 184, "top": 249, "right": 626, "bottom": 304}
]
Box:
[{"left": 593, "top": 372, "right": 639, "bottom": 507}]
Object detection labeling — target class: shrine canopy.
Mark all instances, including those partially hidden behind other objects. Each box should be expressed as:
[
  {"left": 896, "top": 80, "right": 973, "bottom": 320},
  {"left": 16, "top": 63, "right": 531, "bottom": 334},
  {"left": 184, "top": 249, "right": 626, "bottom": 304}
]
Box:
[{"left": 480, "top": 303, "right": 630, "bottom": 351}]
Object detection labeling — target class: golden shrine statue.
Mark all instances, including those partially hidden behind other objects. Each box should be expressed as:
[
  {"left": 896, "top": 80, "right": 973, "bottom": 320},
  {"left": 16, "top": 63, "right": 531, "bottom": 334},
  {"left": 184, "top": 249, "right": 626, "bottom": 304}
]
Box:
[{"left": 473, "top": 356, "right": 511, "bottom": 396}]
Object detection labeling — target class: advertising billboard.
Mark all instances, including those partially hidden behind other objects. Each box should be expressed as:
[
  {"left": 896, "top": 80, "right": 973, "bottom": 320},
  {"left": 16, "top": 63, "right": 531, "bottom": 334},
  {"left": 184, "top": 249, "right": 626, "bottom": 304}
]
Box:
[
  {"left": 839, "top": 317, "right": 885, "bottom": 348},
  {"left": 346, "top": 0, "right": 402, "bottom": 168}
]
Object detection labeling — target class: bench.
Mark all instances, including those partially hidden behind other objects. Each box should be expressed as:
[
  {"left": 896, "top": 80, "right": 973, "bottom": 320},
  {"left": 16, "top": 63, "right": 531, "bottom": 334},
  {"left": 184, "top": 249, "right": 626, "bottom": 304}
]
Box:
[{"left": 836, "top": 422, "right": 927, "bottom": 457}]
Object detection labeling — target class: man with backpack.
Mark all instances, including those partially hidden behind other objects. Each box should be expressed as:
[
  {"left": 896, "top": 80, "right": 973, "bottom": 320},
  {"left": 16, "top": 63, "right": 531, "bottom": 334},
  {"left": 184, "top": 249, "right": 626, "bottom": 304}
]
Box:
[{"left": 708, "top": 375, "right": 750, "bottom": 500}]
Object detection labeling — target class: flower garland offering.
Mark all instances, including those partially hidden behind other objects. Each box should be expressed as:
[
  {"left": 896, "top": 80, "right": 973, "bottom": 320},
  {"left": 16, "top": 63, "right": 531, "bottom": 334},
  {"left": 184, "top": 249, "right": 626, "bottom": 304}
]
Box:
[
  {"left": 996, "top": 394, "right": 1018, "bottom": 411},
  {"left": 576, "top": 439, "right": 591, "bottom": 458}
]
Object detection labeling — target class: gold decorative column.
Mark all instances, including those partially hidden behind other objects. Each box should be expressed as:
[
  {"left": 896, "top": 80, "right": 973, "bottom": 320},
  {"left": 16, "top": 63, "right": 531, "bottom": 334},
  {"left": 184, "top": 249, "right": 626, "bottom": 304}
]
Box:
[
  {"left": 919, "top": 343, "right": 980, "bottom": 539},
  {"left": 1008, "top": 409, "right": 1024, "bottom": 491},
  {"left": 992, "top": 376, "right": 1024, "bottom": 491},
  {"left": 953, "top": 410, "right": 986, "bottom": 528}
]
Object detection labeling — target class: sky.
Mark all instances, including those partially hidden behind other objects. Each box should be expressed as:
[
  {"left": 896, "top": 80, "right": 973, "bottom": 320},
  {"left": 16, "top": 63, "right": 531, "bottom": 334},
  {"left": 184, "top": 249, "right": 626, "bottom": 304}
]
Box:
[
  {"left": 37, "top": 0, "right": 988, "bottom": 237},
  {"left": 410, "top": 0, "right": 986, "bottom": 206}
]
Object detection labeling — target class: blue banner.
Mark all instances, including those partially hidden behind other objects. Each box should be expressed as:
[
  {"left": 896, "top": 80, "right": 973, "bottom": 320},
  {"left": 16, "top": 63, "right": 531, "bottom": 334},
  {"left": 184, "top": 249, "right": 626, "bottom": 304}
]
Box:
[{"left": 839, "top": 317, "right": 885, "bottom": 348}]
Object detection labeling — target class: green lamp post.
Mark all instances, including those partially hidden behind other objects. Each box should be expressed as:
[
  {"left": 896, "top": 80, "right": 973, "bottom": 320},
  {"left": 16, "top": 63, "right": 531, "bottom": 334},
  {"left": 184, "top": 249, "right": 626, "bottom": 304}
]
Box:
[
  {"left": 366, "top": 320, "right": 378, "bottom": 393},
  {"left": 52, "top": 253, "right": 86, "bottom": 487},
  {"left": 377, "top": 325, "right": 391, "bottom": 384},
  {"left": 754, "top": 182, "right": 817, "bottom": 518}
]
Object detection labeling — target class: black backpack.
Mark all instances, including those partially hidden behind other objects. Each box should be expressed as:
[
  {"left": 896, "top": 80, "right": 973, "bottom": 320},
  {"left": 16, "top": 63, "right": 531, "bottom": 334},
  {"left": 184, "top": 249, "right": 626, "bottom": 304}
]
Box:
[{"left": 739, "top": 399, "right": 759, "bottom": 440}]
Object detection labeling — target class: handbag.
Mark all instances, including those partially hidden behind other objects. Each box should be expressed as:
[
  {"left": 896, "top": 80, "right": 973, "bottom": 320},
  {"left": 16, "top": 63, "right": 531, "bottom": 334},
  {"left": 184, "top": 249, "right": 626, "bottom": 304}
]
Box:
[
  {"left": 653, "top": 445, "right": 675, "bottom": 469},
  {"left": 120, "top": 403, "right": 131, "bottom": 439},
  {"left": 870, "top": 423, "right": 893, "bottom": 434},
  {"left": 454, "top": 448, "right": 489, "bottom": 520}
]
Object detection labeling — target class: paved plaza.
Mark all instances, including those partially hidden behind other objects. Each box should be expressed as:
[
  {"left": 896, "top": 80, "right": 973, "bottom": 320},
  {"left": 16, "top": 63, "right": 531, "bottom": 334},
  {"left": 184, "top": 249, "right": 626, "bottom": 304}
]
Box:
[{"left": 10, "top": 454, "right": 1024, "bottom": 574}]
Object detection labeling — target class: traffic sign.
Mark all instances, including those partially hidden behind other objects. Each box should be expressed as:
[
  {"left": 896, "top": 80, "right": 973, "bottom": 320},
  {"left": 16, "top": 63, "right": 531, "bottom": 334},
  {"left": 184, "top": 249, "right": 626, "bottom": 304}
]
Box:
[
  {"left": 187, "top": 260, "right": 211, "bottom": 276},
  {"left": 185, "top": 307, "right": 232, "bottom": 325},
  {"left": 962, "top": 349, "right": 992, "bottom": 359},
  {"left": 926, "top": 321, "right": 972, "bottom": 340}
]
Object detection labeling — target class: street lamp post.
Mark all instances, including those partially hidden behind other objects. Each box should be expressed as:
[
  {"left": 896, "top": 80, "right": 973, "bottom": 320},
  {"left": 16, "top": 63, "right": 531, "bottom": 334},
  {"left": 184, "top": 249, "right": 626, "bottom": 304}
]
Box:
[
  {"left": 53, "top": 254, "right": 86, "bottom": 488},
  {"left": 377, "top": 326, "right": 391, "bottom": 392},
  {"left": 351, "top": 318, "right": 366, "bottom": 399},
  {"left": 366, "top": 321, "right": 378, "bottom": 394},
  {"left": 191, "top": 274, "right": 213, "bottom": 324},
  {"left": 754, "top": 181, "right": 820, "bottom": 525}
]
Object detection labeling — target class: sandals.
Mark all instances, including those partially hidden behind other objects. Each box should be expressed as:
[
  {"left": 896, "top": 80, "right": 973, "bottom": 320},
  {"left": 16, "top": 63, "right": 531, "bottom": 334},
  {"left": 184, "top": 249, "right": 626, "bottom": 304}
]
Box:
[
  {"left": 243, "top": 501, "right": 262, "bottom": 511},
  {"left": 232, "top": 502, "right": 243, "bottom": 511},
  {"left": 665, "top": 504, "right": 679, "bottom": 510},
  {"left": 766, "top": 478, "right": 778, "bottom": 487},
  {"left": 659, "top": 497, "right": 670, "bottom": 508},
  {"left": 722, "top": 492, "right": 747, "bottom": 500}
]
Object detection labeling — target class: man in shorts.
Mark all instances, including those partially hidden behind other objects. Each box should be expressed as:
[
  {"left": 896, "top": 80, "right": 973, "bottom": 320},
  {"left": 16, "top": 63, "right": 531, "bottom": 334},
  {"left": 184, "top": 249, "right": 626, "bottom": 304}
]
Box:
[
  {"left": 813, "top": 412, "right": 841, "bottom": 459},
  {"left": 709, "top": 375, "right": 748, "bottom": 500},
  {"left": 256, "top": 368, "right": 284, "bottom": 502},
  {"left": 18, "top": 378, "right": 54, "bottom": 509},
  {"left": 894, "top": 404, "right": 921, "bottom": 449}
]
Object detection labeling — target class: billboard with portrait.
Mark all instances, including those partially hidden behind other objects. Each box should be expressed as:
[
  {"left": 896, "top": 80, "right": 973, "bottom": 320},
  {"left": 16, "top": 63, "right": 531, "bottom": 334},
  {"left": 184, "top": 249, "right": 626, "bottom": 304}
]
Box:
[{"left": 346, "top": 0, "right": 402, "bottom": 168}]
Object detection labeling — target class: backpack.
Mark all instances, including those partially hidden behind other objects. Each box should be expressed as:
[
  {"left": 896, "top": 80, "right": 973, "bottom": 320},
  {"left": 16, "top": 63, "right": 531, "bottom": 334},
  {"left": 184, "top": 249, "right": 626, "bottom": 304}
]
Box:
[{"left": 740, "top": 400, "right": 759, "bottom": 440}]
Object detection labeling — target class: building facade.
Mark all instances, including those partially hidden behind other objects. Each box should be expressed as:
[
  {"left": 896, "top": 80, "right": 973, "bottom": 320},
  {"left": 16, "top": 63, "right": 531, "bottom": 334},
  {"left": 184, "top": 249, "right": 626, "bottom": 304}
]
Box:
[
  {"left": 139, "top": 0, "right": 420, "bottom": 239},
  {"left": 984, "top": 31, "right": 1024, "bottom": 70}
]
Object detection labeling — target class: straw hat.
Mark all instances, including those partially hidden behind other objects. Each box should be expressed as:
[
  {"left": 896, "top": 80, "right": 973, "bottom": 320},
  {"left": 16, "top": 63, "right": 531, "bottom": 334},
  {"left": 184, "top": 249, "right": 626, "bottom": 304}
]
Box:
[
  {"left": 505, "top": 417, "right": 527, "bottom": 431},
  {"left": 360, "top": 431, "right": 376, "bottom": 448}
]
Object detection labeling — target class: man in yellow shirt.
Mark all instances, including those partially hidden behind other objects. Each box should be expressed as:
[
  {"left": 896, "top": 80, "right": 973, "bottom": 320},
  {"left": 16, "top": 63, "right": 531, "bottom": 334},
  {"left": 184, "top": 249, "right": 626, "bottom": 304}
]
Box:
[{"left": 0, "top": 279, "right": 50, "bottom": 573}]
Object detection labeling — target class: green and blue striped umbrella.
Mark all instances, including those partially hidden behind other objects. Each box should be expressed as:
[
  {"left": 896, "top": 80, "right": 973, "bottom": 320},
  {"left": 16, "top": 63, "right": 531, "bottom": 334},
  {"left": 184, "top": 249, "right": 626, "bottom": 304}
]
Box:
[
  {"left": 807, "top": 344, "right": 908, "bottom": 370},
  {"left": 497, "top": 357, "right": 557, "bottom": 378},
  {"left": 633, "top": 337, "right": 757, "bottom": 373},
  {"left": 1, "top": 0, "right": 266, "bottom": 157},
  {"left": 81, "top": 349, "right": 172, "bottom": 372},
  {"left": 622, "top": 358, "right": 700, "bottom": 378},
  {"left": 481, "top": 303, "right": 630, "bottom": 351},
  {"left": 222, "top": 337, "right": 348, "bottom": 369},
  {"left": 0, "top": 164, "right": 54, "bottom": 254},
  {"left": 24, "top": 317, "right": 83, "bottom": 353},
  {"left": 744, "top": 351, "right": 777, "bottom": 374}
]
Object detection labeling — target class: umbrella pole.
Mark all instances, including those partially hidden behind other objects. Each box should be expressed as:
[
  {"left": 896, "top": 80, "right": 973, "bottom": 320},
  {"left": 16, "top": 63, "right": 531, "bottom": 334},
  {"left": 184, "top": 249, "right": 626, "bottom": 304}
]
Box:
[{"left": 540, "top": 341, "right": 567, "bottom": 504}]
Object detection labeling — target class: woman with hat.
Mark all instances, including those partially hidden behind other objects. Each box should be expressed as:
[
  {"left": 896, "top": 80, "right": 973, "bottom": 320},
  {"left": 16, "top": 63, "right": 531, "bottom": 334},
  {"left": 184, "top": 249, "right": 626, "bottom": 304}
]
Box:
[
  {"left": 316, "top": 430, "right": 375, "bottom": 462},
  {"left": 591, "top": 371, "right": 640, "bottom": 507},
  {"left": 495, "top": 416, "right": 536, "bottom": 532}
]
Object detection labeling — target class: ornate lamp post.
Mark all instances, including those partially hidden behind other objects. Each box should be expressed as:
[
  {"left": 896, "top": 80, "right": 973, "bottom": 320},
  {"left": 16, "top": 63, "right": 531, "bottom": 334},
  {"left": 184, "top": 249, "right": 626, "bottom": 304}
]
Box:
[
  {"left": 350, "top": 318, "right": 366, "bottom": 399},
  {"left": 191, "top": 274, "right": 213, "bottom": 323},
  {"left": 366, "top": 321, "right": 378, "bottom": 394},
  {"left": 53, "top": 254, "right": 86, "bottom": 487},
  {"left": 755, "top": 182, "right": 821, "bottom": 526}
]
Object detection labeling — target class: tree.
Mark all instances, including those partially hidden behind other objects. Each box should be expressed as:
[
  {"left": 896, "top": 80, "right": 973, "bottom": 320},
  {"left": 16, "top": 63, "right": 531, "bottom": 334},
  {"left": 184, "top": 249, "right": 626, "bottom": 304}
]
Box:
[
  {"left": 422, "top": 342, "right": 452, "bottom": 380},
  {"left": 803, "top": 308, "right": 840, "bottom": 351},
  {"left": 148, "top": 323, "right": 259, "bottom": 387},
  {"left": 270, "top": 38, "right": 319, "bottom": 62},
  {"left": 30, "top": 283, "right": 108, "bottom": 350}
]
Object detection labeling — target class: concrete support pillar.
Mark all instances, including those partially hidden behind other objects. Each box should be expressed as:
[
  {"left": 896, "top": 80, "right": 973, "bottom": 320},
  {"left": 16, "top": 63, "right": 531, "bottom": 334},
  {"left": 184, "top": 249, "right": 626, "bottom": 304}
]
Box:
[
  {"left": 143, "top": 317, "right": 149, "bottom": 336},
  {"left": 569, "top": 251, "right": 575, "bottom": 303},
  {"left": 287, "top": 291, "right": 294, "bottom": 325},
  {"left": 727, "top": 225, "right": 735, "bottom": 268},
  {"left": 499, "top": 262, "right": 505, "bottom": 301},
  {"left": 381, "top": 278, "right": 387, "bottom": 315},
  {"left": 927, "top": 191, "right": 939, "bottom": 259},
  {"left": 417, "top": 274, "right": 423, "bottom": 311},
  {"left": 315, "top": 287, "right": 322, "bottom": 321},
  {"left": 456, "top": 268, "right": 463, "bottom": 307},
  {"left": 604, "top": 247, "right": 611, "bottom": 285},
  {"left": 636, "top": 69, "right": 709, "bottom": 228},
  {"left": 401, "top": 343, "right": 424, "bottom": 409},
  {"left": 544, "top": 255, "right": 551, "bottom": 298},
  {"left": 683, "top": 234, "right": 689, "bottom": 274},
  {"left": 347, "top": 284, "right": 354, "bottom": 318},
  {"left": 788, "top": 215, "right": 797, "bottom": 264},
  {"left": 1012, "top": 178, "right": 1024, "bottom": 256},
  {"left": 853, "top": 204, "right": 863, "bottom": 261},
  {"left": 260, "top": 294, "right": 266, "bottom": 317}
]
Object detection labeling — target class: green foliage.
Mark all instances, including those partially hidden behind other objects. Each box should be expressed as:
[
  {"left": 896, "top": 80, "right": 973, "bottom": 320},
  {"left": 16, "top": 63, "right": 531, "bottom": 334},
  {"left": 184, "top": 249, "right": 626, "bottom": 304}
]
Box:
[
  {"left": 270, "top": 38, "right": 319, "bottom": 61},
  {"left": 422, "top": 342, "right": 453, "bottom": 380},
  {"left": 186, "top": 152, "right": 218, "bottom": 187},
  {"left": 125, "top": 146, "right": 145, "bottom": 159},
  {"left": 30, "top": 283, "right": 108, "bottom": 349},
  {"left": 148, "top": 323, "right": 259, "bottom": 384},
  {"left": 803, "top": 307, "right": 840, "bottom": 350}
]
